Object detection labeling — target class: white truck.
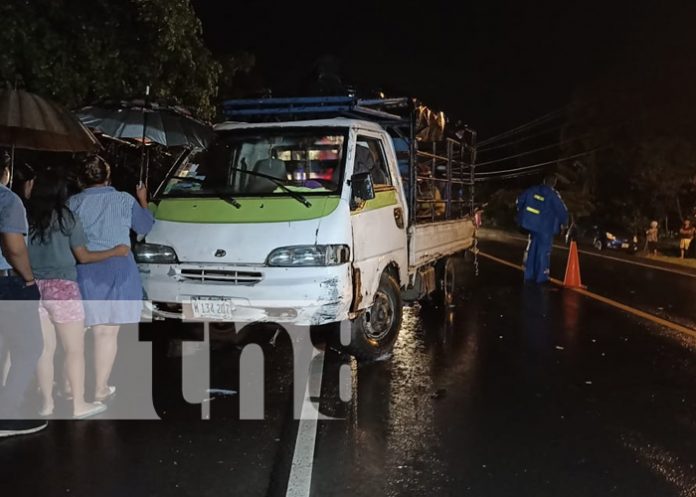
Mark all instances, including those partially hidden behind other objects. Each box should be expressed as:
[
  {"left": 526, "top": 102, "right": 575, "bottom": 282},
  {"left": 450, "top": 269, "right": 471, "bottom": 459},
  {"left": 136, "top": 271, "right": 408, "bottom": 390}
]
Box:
[{"left": 136, "top": 96, "right": 477, "bottom": 360}]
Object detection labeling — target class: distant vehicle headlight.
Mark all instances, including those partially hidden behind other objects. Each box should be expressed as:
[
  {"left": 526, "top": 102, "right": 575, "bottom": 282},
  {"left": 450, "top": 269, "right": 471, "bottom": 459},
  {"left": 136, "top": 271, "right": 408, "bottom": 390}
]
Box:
[
  {"left": 134, "top": 243, "right": 179, "bottom": 264},
  {"left": 266, "top": 245, "right": 350, "bottom": 267},
  {"left": 605, "top": 232, "right": 616, "bottom": 241}
]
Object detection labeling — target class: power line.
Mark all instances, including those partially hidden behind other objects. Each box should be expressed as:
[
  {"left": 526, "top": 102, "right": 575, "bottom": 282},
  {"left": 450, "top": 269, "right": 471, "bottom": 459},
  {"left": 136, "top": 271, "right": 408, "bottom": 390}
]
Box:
[
  {"left": 478, "top": 109, "right": 563, "bottom": 146},
  {"left": 476, "top": 142, "right": 562, "bottom": 167},
  {"left": 474, "top": 168, "right": 547, "bottom": 182},
  {"left": 478, "top": 108, "right": 566, "bottom": 147},
  {"left": 477, "top": 125, "right": 565, "bottom": 153},
  {"left": 475, "top": 128, "right": 608, "bottom": 168},
  {"left": 474, "top": 148, "right": 603, "bottom": 178}
]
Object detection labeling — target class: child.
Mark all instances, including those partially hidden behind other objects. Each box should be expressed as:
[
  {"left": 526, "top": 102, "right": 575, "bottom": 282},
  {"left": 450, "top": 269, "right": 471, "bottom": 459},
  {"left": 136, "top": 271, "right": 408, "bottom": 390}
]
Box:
[
  {"left": 645, "top": 220, "right": 659, "bottom": 256},
  {"left": 25, "top": 171, "right": 130, "bottom": 418}
]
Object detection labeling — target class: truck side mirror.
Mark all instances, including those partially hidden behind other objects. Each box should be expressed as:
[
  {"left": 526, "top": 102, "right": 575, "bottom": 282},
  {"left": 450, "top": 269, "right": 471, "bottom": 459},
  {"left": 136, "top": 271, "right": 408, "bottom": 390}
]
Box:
[{"left": 350, "top": 172, "right": 375, "bottom": 210}]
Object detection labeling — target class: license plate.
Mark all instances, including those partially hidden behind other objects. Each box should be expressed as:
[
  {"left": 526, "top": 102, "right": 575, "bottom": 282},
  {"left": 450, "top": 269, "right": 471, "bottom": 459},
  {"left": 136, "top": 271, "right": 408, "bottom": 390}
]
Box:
[
  {"left": 191, "top": 297, "right": 235, "bottom": 321},
  {"left": 621, "top": 243, "right": 629, "bottom": 249}
]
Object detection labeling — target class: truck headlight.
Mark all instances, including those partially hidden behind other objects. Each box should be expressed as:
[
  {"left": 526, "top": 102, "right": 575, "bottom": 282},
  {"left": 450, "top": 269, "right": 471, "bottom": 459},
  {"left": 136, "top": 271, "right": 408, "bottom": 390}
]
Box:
[
  {"left": 266, "top": 245, "right": 350, "bottom": 267},
  {"left": 134, "top": 243, "right": 179, "bottom": 264}
]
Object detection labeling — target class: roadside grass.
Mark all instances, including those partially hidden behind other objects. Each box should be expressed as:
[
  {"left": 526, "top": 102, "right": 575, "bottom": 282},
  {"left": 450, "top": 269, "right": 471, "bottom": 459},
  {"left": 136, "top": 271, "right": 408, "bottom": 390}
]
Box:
[
  {"left": 638, "top": 253, "right": 696, "bottom": 269},
  {"left": 480, "top": 227, "right": 696, "bottom": 271}
]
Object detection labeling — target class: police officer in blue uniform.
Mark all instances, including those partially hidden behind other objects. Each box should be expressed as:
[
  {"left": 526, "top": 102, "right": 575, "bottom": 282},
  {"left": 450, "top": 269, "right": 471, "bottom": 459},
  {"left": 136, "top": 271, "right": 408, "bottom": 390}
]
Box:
[{"left": 516, "top": 174, "right": 569, "bottom": 284}]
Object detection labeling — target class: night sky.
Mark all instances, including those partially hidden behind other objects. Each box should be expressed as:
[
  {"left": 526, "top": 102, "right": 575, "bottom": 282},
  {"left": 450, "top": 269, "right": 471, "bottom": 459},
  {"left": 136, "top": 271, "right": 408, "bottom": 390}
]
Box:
[{"left": 192, "top": 0, "right": 694, "bottom": 137}]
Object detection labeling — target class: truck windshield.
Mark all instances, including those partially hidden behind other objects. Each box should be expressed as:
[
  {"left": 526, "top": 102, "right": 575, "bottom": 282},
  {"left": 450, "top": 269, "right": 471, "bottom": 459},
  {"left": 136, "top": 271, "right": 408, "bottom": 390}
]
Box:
[{"left": 160, "top": 128, "right": 347, "bottom": 198}]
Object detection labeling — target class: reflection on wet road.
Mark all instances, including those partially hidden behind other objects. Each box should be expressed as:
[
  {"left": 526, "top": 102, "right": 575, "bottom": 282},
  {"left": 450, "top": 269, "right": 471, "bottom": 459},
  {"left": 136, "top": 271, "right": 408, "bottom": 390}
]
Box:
[
  {"left": 313, "top": 253, "right": 696, "bottom": 497},
  {"left": 482, "top": 233, "right": 696, "bottom": 329},
  {"left": 1, "top": 246, "right": 696, "bottom": 497}
]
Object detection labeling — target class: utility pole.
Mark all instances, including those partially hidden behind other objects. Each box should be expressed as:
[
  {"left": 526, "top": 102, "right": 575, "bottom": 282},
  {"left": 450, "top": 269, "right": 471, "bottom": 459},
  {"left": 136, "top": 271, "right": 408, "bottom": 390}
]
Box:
[
  {"left": 465, "top": 127, "right": 479, "bottom": 276},
  {"left": 467, "top": 127, "right": 477, "bottom": 217}
]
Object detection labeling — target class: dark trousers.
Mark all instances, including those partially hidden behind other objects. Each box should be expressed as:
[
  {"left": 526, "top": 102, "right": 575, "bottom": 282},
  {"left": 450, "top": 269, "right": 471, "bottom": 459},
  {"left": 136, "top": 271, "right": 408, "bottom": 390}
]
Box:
[
  {"left": 0, "top": 277, "right": 42, "bottom": 419},
  {"left": 523, "top": 232, "right": 553, "bottom": 283}
]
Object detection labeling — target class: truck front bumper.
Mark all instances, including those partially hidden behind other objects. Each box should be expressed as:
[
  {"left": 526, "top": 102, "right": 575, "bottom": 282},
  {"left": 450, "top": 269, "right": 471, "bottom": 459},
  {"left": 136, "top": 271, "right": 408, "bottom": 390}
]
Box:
[{"left": 138, "top": 263, "right": 352, "bottom": 326}]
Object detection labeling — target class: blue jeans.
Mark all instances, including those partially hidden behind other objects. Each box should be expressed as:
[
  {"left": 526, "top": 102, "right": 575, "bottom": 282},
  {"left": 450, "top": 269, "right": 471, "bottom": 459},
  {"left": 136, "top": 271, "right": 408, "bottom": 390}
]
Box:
[
  {"left": 0, "top": 277, "right": 42, "bottom": 419},
  {"left": 523, "top": 232, "right": 553, "bottom": 283}
]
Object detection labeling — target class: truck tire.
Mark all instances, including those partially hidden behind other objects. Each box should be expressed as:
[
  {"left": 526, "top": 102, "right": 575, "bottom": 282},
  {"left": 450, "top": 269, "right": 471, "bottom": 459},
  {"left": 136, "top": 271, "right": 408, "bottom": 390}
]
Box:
[
  {"left": 439, "top": 257, "right": 456, "bottom": 308},
  {"left": 332, "top": 272, "right": 403, "bottom": 362},
  {"left": 421, "top": 256, "right": 457, "bottom": 310}
]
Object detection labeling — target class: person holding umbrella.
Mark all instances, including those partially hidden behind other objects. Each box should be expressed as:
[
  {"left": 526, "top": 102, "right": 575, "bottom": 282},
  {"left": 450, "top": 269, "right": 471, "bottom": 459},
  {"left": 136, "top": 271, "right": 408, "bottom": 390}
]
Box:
[
  {"left": 68, "top": 156, "right": 154, "bottom": 403},
  {"left": 0, "top": 88, "right": 99, "bottom": 432},
  {"left": 0, "top": 155, "right": 46, "bottom": 437}
]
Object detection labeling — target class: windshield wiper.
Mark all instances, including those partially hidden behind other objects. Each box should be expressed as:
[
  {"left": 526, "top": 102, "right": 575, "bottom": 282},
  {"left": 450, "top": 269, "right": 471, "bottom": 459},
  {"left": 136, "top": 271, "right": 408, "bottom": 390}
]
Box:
[
  {"left": 218, "top": 192, "right": 241, "bottom": 209},
  {"left": 228, "top": 166, "right": 312, "bottom": 208}
]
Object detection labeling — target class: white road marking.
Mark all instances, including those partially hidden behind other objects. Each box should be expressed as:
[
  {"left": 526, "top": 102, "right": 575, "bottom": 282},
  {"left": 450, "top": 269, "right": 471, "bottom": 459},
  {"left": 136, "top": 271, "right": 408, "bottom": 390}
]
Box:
[
  {"left": 478, "top": 251, "right": 696, "bottom": 338},
  {"left": 285, "top": 349, "right": 325, "bottom": 497}
]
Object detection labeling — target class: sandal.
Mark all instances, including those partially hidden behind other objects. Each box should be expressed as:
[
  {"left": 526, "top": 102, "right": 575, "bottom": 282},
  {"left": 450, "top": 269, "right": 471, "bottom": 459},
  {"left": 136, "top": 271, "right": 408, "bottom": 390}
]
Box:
[
  {"left": 95, "top": 386, "right": 116, "bottom": 404},
  {"left": 38, "top": 405, "right": 54, "bottom": 417},
  {"left": 73, "top": 402, "right": 107, "bottom": 420},
  {"left": 56, "top": 389, "right": 74, "bottom": 402}
]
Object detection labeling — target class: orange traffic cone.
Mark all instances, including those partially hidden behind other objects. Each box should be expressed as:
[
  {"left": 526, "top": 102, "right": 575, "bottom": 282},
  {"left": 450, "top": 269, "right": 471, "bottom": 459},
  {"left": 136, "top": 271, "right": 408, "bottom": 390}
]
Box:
[{"left": 563, "top": 241, "right": 584, "bottom": 288}]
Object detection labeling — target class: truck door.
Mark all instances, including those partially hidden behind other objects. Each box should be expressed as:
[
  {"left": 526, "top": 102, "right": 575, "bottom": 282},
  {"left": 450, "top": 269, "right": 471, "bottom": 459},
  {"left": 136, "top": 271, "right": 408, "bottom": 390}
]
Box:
[{"left": 350, "top": 132, "right": 408, "bottom": 309}]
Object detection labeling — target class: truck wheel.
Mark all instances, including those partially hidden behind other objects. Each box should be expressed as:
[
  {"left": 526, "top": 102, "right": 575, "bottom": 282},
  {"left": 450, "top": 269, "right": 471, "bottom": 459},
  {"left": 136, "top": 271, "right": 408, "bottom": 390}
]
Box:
[
  {"left": 437, "top": 257, "right": 456, "bottom": 308},
  {"left": 422, "top": 257, "right": 457, "bottom": 310},
  {"left": 335, "top": 272, "right": 402, "bottom": 362}
]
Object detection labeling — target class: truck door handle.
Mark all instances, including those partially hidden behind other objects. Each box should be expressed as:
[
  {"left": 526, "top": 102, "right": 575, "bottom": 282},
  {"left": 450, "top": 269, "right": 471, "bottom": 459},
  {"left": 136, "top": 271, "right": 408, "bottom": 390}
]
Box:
[{"left": 394, "top": 207, "right": 405, "bottom": 229}]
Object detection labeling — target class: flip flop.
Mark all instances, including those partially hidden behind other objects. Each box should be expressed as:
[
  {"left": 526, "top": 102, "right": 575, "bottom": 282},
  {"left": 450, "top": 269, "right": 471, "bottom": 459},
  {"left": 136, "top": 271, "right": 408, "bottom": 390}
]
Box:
[
  {"left": 38, "top": 406, "right": 54, "bottom": 417},
  {"left": 73, "top": 402, "right": 107, "bottom": 420},
  {"left": 55, "top": 389, "right": 74, "bottom": 402},
  {"left": 94, "top": 386, "right": 116, "bottom": 404}
]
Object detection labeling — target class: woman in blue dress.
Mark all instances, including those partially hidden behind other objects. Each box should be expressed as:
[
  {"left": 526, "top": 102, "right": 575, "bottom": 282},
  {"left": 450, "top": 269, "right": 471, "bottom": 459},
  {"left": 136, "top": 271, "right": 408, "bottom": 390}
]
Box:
[{"left": 69, "top": 157, "right": 154, "bottom": 402}]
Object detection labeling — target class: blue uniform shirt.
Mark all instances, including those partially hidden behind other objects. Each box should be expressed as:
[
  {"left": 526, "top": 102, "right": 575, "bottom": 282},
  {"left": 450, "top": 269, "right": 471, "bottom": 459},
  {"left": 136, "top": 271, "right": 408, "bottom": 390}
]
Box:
[
  {"left": 0, "top": 184, "right": 29, "bottom": 270},
  {"left": 516, "top": 184, "right": 568, "bottom": 235},
  {"left": 68, "top": 186, "right": 154, "bottom": 251}
]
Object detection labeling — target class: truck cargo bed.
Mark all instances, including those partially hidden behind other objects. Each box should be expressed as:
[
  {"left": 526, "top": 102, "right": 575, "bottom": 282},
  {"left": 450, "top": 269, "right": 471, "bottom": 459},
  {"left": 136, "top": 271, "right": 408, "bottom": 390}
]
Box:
[{"left": 410, "top": 217, "right": 476, "bottom": 269}]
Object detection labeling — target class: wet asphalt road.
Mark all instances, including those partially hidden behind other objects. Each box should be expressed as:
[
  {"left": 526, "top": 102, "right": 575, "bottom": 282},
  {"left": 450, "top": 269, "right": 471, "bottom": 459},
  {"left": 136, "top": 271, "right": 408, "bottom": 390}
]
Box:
[
  {"left": 2, "top": 236, "right": 696, "bottom": 497},
  {"left": 481, "top": 231, "right": 696, "bottom": 329}
]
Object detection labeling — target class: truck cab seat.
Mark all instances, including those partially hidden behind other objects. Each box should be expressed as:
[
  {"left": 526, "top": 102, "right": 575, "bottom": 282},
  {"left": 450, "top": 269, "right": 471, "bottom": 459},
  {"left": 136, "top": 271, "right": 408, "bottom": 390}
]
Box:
[{"left": 247, "top": 158, "right": 287, "bottom": 193}]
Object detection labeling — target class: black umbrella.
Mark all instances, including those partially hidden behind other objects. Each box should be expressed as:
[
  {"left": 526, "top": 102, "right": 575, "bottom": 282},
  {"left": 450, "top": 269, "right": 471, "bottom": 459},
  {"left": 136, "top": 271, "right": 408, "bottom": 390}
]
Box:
[
  {"left": 77, "top": 102, "right": 213, "bottom": 149},
  {"left": 77, "top": 96, "right": 213, "bottom": 181},
  {"left": 0, "top": 89, "right": 100, "bottom": 184}
]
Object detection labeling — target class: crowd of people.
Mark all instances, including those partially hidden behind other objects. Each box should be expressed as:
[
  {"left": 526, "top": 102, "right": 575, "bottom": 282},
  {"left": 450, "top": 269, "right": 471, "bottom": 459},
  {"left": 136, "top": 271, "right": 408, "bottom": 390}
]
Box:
[
  {"left": 0, "top": 154, "right": 153, "bottom": 437},
  {"left": 644, "top": 218, "right": 695, "bottom": 259}
]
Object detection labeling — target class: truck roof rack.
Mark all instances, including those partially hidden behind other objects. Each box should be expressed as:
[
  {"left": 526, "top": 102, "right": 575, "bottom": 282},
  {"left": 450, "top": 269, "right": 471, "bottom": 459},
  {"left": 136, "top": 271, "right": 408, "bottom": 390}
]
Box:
[{"left": 221, "top": 96, "right": 414, "bottom": 126}]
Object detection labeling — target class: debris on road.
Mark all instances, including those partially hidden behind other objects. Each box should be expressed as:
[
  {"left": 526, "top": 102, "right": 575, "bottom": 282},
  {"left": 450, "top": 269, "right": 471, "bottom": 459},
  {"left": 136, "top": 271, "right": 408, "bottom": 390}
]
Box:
[
  {"left": 269, "top": 328, "right": 281, "bottom": 347},
  {"left": 206, "top": 388, "right": 238, "bottom": 398}
]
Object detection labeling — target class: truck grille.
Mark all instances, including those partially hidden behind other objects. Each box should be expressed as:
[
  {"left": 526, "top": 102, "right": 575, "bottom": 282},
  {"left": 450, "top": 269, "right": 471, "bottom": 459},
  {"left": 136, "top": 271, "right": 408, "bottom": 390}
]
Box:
[{"left": 179, "top": 268, "right": 263, "bottom": 285}]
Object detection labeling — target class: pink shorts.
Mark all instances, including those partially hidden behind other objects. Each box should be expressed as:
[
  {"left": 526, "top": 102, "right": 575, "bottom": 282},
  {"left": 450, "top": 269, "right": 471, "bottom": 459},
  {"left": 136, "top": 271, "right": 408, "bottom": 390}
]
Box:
[{"left": 37, "top": 279, "right": 86, "bottom": 324}]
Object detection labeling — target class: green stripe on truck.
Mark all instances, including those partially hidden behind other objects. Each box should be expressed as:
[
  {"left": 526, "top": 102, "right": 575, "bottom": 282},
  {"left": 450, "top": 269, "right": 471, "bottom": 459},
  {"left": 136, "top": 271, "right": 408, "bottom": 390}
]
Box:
[
  {"left": 351, "top": 189, "right": 398, "bottom": 214},
  {"left": 154, "top": 196, "right": 341, "bottom": 223}
]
